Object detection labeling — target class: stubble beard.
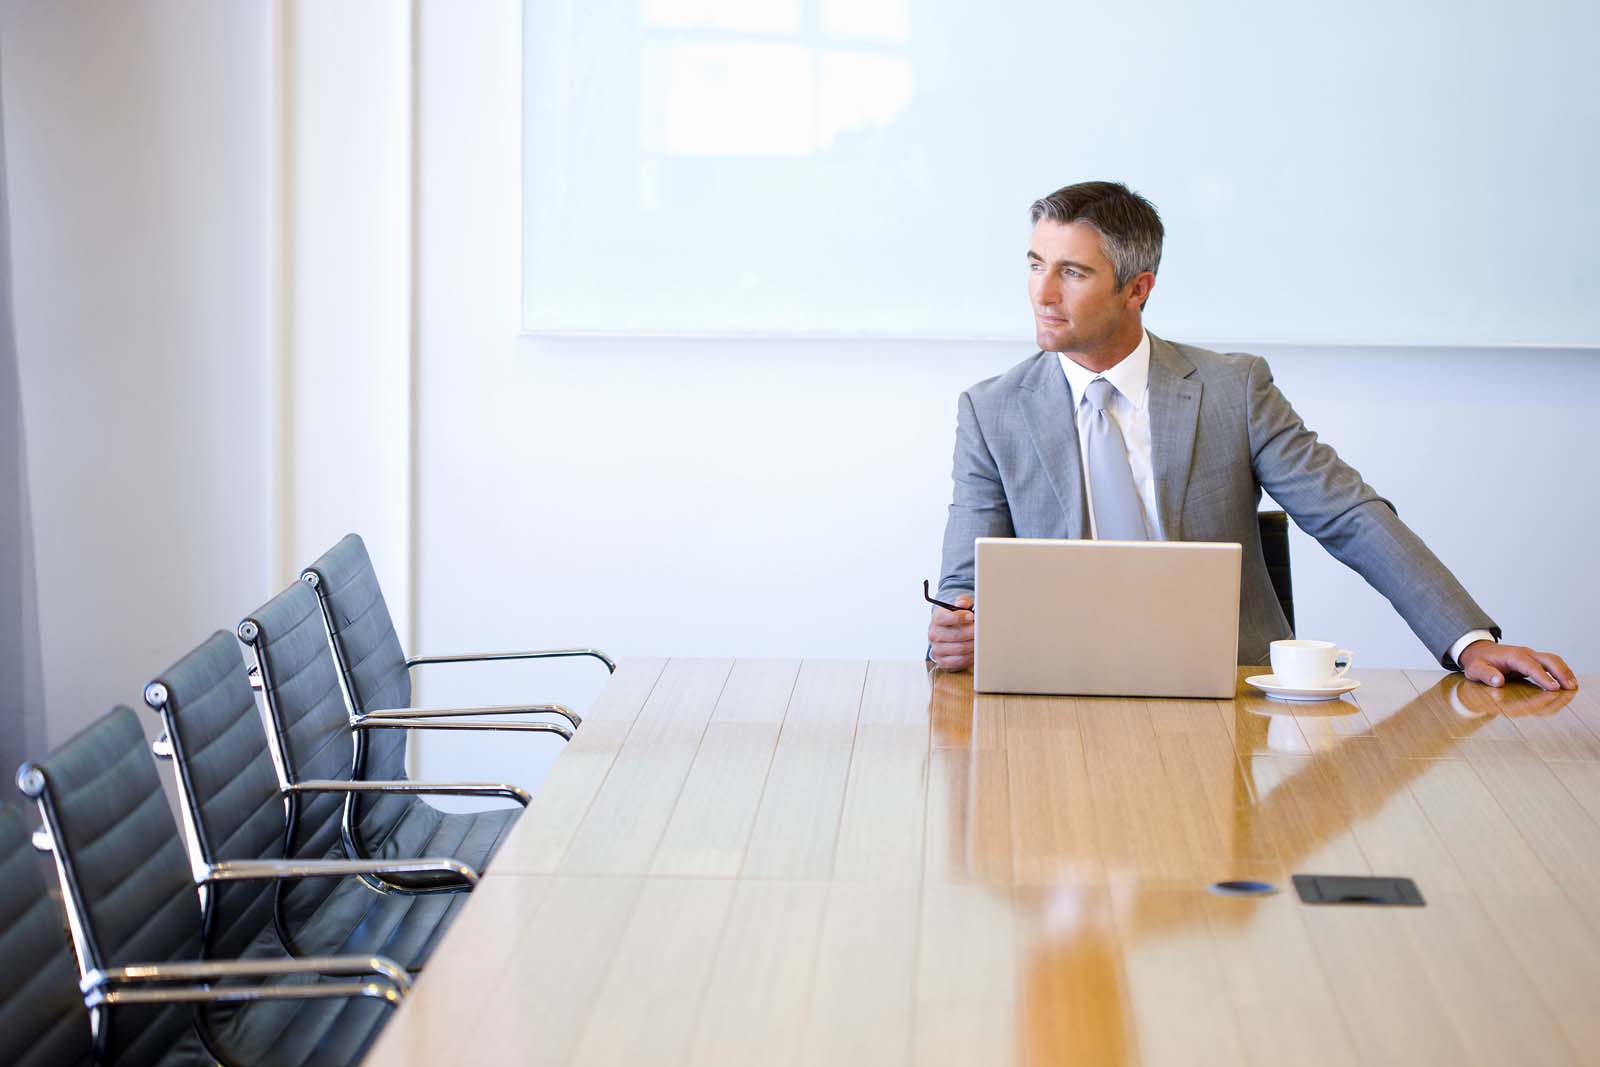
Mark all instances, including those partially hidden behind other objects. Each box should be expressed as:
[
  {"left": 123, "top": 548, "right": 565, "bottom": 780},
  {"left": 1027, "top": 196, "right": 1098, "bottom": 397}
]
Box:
[{"left": 1035, "top": 320, "right": 1074, "bottom": 354}]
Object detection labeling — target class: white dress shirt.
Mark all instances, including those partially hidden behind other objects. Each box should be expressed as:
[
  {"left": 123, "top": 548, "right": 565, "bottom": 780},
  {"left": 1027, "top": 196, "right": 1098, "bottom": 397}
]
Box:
[{"left": 1055, "top": 332, "right": 1493, "bottom": 665}]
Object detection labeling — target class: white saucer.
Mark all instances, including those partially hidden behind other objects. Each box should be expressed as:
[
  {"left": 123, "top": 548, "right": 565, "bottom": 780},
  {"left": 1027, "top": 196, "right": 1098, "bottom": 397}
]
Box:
[{"left": 1245, "top": 674, "right": 1361, "bottom": 703}]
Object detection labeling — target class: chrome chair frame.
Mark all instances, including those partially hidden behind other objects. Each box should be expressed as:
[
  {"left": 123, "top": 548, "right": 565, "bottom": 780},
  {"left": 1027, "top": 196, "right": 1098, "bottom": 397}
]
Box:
[
  {"left": 16, "top": 762, "right": 411, "bottom": 1066},
  {"left": 145, "top": 675, "right": 502, "bottom": 924},
  {"left": 301, "top": 562, "right": 614, "bottom": 735},
  {"left": 234, "top": 618, "right": 541, "bottom": 895}
]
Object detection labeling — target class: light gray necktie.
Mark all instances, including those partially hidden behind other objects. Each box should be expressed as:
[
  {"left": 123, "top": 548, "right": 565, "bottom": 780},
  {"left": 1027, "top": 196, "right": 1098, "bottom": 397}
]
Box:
[{"left": 1084, "top": 377, "right": 1147, "bottom": 540}]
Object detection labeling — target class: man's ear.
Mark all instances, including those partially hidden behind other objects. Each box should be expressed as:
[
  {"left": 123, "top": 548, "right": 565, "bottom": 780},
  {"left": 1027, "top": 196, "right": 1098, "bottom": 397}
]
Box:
[{"left": 1128, "top": 271, "right": 1156, "bottom": 310}]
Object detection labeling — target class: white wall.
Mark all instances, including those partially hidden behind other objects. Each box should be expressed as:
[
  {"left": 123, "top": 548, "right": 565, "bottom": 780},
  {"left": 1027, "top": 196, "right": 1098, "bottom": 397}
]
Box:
[
  {"left": 414, "top": 0, "right": 1598, "bottom": 777},
  {"left": 1, "top": 2, "right": 275, "bottom": 746},
  {"left": 280, "top": 0, "right": 414, "bottom": 636}
]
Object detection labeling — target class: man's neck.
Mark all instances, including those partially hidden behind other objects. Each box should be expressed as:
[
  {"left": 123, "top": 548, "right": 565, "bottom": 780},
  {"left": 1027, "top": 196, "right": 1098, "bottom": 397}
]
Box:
[{"left": 1059, "top": 320, "right": 1145, "bottom": 374}]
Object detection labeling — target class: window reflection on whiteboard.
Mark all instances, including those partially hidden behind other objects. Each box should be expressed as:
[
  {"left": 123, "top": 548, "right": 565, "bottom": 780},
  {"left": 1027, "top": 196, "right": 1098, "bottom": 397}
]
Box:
[
  {"left": 821, "top": 0, "right": 908, "bottom": 42},
  {"left": 525, "top": 0, "right": 944, "bottom": 336},
  {"left": 643, "top": 0, "right": 800, "bottom": 34},
  {"left": 641, "top": 44, "right": 913, "bottom": 157},
  {"left": 642, "top": 43, "right": 815, "bottom": 157}
]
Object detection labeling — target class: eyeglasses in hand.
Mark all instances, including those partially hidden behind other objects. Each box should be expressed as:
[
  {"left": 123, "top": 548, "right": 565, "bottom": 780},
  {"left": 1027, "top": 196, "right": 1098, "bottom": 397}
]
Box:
[{"left": 923, "top": 580, "right": 974, "bottom": 615}]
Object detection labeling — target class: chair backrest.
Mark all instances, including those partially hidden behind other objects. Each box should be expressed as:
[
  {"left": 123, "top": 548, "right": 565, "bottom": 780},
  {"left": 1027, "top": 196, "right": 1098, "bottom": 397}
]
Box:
[
  {"left": 18, "top": 706, "right": 203, "bottom": 1065},
  {"left": 0, "top": 803, "right": 93, "bottom": 1067},
  {"left": 301, "top": 535, "right": 411, "bottom": 792},
  {"left": 302, "top": 533, "right": 413, "bottom": 721},
  {"left": 146, "top": 631, "right": 287, "bottom": 959},
  {"left": 239, "top": 580, "right": 410, "bottom": 873},
  {"left": 1257, "top": 509, "right": 1295, "bottom": 633}
]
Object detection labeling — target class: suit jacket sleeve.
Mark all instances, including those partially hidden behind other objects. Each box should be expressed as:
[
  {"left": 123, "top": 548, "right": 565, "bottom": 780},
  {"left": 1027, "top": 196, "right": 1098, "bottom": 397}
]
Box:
[
  {"left": 1244, "top": 355, "right": 1499, "bottom": 667},
  {"left": 937, "top": 390, "right": 1015, "bottom": 602}
]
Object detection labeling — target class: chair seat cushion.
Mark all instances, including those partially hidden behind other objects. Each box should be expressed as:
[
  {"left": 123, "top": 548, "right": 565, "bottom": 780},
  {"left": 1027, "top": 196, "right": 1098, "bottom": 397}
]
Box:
[
  {"left": 174, "top": 908, "right": 414, "bottom": 1066},
  {"left": 277, "top": 869, "right": 469, "bottom": 972},
  {"left": 189, "top": 977, "right": 392, "bottom": 1067},
  {"left": 271, "top": 800, "right": 516, "bottom": 970},
  {"left": 365, "top": 801, "right": 519, "bottom": 892},
  {"left": 150, "top": 1024, "right": 215, "bottom": 1066}
]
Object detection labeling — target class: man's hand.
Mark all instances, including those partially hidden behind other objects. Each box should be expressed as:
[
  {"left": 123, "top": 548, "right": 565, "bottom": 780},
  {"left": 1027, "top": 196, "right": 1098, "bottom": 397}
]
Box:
[
  {"left": 1458, "top": 640, "right": 1578, "bottom": 692},
  {"left": 928, "top": 595, "right": 975, "bottom": 671}
]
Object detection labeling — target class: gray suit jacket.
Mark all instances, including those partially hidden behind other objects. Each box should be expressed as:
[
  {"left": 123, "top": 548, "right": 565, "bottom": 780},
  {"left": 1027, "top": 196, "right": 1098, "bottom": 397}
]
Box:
[{"left": 937, "top": 333, "right": 1498, "bottom": 666}]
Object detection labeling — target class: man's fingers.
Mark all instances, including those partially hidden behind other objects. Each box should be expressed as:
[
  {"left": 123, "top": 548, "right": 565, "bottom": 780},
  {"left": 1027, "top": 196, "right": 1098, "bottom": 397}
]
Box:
[
  {"left": 931, "top": 646, "right": 974, "bottom": 670},
  {"left": 1463, "top": 657, "right": 1504, "bottom": 688},
  {"left": 1533, "top": 651, "right": 1579, "bottom": 690},
  {"left": 1496, "top": 647, "right": 1560, "bottom": 691},
  {"left": 1462, "top": 643, "right": 1580, "bottom": 693},
  {"left": 930, "top": 607, "right": 975, "bottom": 628},
  {"left": 928, "top": 595, "right": 974, "bottom": 670},
  {"left": 929, "top": 607, "right": 976, "bottom": 643},
  {"left": 929, "top": 640, "right": 974, "bottom": 670},
  {"left": 930, "top": 618, "right": 975, "bottom": 639}
]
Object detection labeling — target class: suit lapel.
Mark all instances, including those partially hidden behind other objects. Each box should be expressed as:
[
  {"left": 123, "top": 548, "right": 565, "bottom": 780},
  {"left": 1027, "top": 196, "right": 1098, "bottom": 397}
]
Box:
[
  {"left": 1016, "top": 353, "right": 1090, "bottom": 539},
  {"left": 1147, "top": 333, "right": 1201, "bottom": 540}
]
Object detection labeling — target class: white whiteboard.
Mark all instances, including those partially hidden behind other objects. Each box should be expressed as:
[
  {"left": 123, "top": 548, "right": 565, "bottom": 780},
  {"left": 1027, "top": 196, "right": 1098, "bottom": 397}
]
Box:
[{"left": 522, "top": 0, "right": 1600, "bottom": 345}]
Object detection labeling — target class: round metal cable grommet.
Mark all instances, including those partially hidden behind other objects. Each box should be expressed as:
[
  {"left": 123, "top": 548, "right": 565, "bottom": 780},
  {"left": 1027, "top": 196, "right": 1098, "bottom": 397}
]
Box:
[{"left": 1209, "top": 880, "right": 1278, "bottom": 897}]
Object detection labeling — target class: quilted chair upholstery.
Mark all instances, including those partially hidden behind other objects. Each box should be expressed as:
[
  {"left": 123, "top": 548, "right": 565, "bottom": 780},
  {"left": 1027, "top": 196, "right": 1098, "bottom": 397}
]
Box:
[
  {"left": 301, "top": 533, "right": 414, "bottom": 733},
  {"left": 21, "top": 707, "right": 399, "bottom": 1067},
  {"left": 24, "top": 707, "right": 207, "bottom": 1064},
  {"left": 149, "top": 631, "right": 464, "bottom": 968},
  {"left": 243, "top": 578, "right": 519, "bottom": 891},
  {"left": 0, "top": 803, "right": 92, "bottom": 1067},
  {"left": 147, "top": 632, "right": 285, "bottom": 961}
]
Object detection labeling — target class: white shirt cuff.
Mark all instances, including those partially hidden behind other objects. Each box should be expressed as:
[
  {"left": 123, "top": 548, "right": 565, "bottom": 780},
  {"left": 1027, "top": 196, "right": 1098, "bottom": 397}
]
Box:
[{"left": 1448, "top": 630, "right": 1496, "bottom": 667}]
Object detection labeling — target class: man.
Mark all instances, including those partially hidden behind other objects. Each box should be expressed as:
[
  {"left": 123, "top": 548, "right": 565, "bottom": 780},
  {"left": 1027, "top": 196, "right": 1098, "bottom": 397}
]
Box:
[{"left": 928, "top": 181, "right": 1575, "bottom": 691}]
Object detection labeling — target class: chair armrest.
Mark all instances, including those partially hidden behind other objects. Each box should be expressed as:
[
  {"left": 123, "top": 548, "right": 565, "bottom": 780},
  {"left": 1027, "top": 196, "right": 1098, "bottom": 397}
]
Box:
[
  {"left": 406, "top": 647, "right": 616, "bottom": 674},
  {"left": 287, "top": 778, "right": 532, "bottom": 807},
  {"left": 81, "top": 954, "right": 410, "bottom": 1009},
  {"left": 83, "top": 955, "right": 410, "bottom": 994},
  {"left": 353, "top": 717, "right": 573, "bottom": 745},
  {"left": 200, "top": 856, "right": 480, "bottom": 886},
  {"left": 360, "top": 702, "right": 581, "bottom": 729},
  {"left": 87, "top": 980, "right": 403, "bottom": 1008}
]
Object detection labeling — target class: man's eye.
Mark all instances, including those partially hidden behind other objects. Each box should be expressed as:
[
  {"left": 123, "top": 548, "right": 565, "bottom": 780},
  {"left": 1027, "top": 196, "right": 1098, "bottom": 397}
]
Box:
[{"left": 1063, "top": 269, "right": 1081, "bottom": 279}]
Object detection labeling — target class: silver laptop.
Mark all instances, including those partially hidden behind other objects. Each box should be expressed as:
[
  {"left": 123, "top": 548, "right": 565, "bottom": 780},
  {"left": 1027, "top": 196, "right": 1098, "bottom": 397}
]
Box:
[{"left": 973, "top": 538, "right": 1241, "bottom": 698}]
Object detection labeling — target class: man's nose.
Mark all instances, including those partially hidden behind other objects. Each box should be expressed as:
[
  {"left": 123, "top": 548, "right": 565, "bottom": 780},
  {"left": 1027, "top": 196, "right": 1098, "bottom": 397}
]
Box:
[{"left": 1033, "top": 272, "right": 1060, "bottom": 307}]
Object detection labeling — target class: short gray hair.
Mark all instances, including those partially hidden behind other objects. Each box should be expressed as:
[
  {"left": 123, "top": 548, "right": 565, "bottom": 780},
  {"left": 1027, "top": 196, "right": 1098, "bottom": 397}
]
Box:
[{"left": 1029, "top": 181, "right": 1164, "bottom": 296}]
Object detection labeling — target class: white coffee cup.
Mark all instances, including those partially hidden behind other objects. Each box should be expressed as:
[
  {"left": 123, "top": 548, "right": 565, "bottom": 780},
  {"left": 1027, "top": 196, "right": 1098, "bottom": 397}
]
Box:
[{"left": 1269, "top": 639, "right": 1354, "bottom": 688}]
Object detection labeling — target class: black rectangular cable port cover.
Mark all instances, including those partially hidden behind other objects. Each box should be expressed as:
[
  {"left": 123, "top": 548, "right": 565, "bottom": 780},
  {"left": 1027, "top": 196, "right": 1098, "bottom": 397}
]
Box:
[{"left": 1292, "top": 874, "right": 1425, "bottom": 906}]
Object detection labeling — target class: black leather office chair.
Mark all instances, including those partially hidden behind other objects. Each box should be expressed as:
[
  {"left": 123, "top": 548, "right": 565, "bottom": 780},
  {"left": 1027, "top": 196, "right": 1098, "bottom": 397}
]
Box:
[
  {"left": 239, "top": 580, "right": 548, "bottom": 892},
  {"left": 17, "top": 707, "right": 410, "bottom": 1066},
  {"left": 146, "top": 632, "right": 483, "bottom": 968},
  {"left": 302, "top": 532, "right": 610, "bottom": 733},
  {"left": 1258, "top": 509, "right": 1296, "bottom": 633},
  {"left": 0, "top": 802, "right": 93, "bottom": 1067}
]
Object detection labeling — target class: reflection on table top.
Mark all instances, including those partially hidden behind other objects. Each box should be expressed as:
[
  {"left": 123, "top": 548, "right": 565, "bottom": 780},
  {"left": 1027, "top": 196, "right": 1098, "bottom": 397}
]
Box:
[{"left": 364, "top": 660, "right": 1600, "bottom": 1067}]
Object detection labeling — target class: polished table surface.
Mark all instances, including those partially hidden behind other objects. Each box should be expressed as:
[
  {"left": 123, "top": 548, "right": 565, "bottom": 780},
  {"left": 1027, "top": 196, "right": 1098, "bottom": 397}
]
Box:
[{"left": 365, "top": 659, "right": 1600, "bottom": 1066}]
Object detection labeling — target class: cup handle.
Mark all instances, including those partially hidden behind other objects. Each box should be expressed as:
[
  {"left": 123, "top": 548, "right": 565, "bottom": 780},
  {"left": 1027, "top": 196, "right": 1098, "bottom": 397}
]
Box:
[{"left": 1332, "top": 650, "right": 1354, "bottom": 679}]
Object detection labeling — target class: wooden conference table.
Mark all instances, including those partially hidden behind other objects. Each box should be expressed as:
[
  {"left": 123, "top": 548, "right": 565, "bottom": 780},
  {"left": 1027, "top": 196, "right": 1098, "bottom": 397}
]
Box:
[{"left": 365, "top": 658, "right": 1600, "bottom": 1066}]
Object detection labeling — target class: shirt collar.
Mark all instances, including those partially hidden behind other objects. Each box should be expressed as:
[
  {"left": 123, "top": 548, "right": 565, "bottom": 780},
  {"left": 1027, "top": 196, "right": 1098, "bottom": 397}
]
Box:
[{"left": 1057, "top": 329, "right": 1151, "bottom": 411}]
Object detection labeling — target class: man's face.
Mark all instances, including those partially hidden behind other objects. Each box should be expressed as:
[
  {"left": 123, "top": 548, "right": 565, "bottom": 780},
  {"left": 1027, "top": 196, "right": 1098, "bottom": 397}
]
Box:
[{"left": 1027, "top": 219, "right": 1144, "bottom": 355}]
